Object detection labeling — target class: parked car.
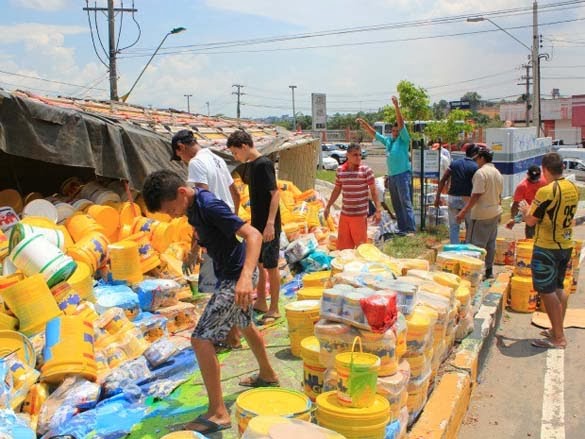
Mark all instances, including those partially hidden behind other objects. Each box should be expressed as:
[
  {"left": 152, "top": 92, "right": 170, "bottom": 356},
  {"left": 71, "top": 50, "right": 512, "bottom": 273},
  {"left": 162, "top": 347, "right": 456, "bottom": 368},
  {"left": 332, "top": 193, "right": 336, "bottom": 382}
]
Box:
[
  {"left": 320, "top": 153, "right": 339, "bottom": 170},
  {"left": 321, "top": 144, "right": 347, "bottom": 164},
  {"left": 332, "top": 143, "right": 369, "bottom": 159},
  {"left": 563, "top": 158, "right": 585, "bottom": 181}
]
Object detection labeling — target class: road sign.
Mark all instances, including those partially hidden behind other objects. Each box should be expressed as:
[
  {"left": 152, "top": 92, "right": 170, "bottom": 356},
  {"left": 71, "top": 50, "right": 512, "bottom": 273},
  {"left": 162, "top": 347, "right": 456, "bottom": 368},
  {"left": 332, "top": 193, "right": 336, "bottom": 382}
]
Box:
[
  {"left": 449, "top": 100, "right": 471, "bottom": 110},
  {"left": 413, "top": 150, "right": 440, "bottom": 178},
  {"left": 311, "top": 93, "right": 327, "bottom": 130}
]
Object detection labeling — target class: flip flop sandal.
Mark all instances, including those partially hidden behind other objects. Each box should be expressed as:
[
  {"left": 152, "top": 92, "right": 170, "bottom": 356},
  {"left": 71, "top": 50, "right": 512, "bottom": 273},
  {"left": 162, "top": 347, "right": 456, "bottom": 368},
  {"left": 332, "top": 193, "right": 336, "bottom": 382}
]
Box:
[
  {"left": 239, "top": 373, "right": 280, "bottom": 388},
  {"left": 257, "top": 315, "right": 281, "bottom": 326},
  {"left": 539, "top": 329, "right": 552, "bottom": 338},
  {"left": 531, "top": 338, "right": 566, "bottom": 349},
  {"left": 183, "top": 415, "right": 231, "bottom": 434}
]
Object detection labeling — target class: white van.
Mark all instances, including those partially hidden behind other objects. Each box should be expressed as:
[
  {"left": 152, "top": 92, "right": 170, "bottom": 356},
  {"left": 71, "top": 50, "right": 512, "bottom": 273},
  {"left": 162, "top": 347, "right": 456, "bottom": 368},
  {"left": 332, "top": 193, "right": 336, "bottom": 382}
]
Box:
[{"left": 563, "top": 158, "right": 585, "bottom": 181}]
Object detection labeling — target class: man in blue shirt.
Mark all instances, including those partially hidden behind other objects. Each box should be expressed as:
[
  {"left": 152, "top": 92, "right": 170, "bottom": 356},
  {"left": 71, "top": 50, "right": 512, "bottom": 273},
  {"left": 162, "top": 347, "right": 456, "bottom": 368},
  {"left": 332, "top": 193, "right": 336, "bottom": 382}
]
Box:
[
  {"left": 434, "top": 143, "right": 479, "bottom": 243},
  {"left": 142, "top": 170, "right": 279, "bottom": 435},
  {"left": 357, "top": 96, "right": 416, "bottom": 234}
]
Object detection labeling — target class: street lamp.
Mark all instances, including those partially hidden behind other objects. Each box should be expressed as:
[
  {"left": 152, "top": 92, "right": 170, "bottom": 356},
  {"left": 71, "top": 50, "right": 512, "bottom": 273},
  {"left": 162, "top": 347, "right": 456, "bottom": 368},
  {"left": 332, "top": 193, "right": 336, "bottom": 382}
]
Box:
[
  {"left": 466, "top": 17, "right": 531, "bottom": 51},
  {"left": 120, "top": 27, "right": 186, "bottom": 103}
]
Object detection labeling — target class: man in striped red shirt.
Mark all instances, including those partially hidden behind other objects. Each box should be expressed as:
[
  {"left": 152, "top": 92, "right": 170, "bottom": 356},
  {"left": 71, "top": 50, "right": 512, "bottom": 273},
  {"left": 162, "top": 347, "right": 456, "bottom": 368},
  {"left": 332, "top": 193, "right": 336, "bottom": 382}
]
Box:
[{"left": 325, "top": 143, "right": 381, "bottom": 250}]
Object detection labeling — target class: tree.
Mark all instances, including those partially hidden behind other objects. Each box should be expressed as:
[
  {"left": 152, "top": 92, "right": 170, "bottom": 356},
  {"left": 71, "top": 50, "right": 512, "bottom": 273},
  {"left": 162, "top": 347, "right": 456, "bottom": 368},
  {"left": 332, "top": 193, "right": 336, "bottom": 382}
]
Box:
[
  {"left": 432, "top": 99, "right": 449, "bottom": 119},
  {"left": 381, "top": 80, "right": 431, "bottom": 125},
  {"left": 424, "top": 109, "right": 474, "bottom": 144},
  {"left": 460, "top": 91, "right": 482, "bottom": 111}
]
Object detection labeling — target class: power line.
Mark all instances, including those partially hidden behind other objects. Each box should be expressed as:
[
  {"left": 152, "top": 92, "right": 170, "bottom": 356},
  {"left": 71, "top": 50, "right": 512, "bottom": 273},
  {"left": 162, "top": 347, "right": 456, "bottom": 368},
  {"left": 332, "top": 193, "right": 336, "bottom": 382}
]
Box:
[
  {"left": 119, "top": 16, "right": 585, "bottom": 59},
  {"left": 0, "top": 69, "right": 108, "bottom": 91},
  {"left": 124, "top": 0, "right": 585, "bottom": 55}
]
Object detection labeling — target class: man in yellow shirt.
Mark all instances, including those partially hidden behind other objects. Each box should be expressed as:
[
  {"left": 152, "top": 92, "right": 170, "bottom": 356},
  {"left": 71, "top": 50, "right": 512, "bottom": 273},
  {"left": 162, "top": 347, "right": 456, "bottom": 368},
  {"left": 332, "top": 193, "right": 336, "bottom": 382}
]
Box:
[{"left": 521, "top": 152, "right": 579, "bottom": 349}]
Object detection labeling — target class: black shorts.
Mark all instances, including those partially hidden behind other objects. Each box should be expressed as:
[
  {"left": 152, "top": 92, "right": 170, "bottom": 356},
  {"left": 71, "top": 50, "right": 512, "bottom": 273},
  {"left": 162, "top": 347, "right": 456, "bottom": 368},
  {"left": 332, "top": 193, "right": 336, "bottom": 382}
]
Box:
[
  {"left": 259, "top": 237, "right": 279, "bottom": 269},
  {"left": 532, "top": 246, "right": 572, "bottom": 294}
]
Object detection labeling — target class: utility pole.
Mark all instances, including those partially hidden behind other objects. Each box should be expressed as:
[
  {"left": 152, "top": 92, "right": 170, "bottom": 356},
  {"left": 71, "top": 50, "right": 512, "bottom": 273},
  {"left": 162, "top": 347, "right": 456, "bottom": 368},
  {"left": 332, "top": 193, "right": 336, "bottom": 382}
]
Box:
[
  {"left": 289, "top": 85, "right": 297, "bottom": 131},
  {"left": 532, "top": 0, "right": 541, "bottom": 136},
  {"left": 232, "top": 84, "right": 245, "bottom": 119},
  {"left": 83, "top": 0, "right": 137, "bottom": 101},
  {"left": 518, "top": 60, "right": 532, "bottom": 127},
  {"left": 206, "top": 101, "right": 210, "bottom": 117},
  {"left": 184, "top": 94, "right": 192, "bottom": 113}
]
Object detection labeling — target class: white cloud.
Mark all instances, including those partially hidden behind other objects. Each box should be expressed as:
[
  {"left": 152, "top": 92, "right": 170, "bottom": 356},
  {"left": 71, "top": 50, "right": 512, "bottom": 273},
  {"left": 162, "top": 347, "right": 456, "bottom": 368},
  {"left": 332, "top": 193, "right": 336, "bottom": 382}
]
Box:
[
  {"left": 10, "top": 0, "right": 71, "bottom": 11},
  {"left": 0, "top": 23, "right": 86, "bottom": 48}
]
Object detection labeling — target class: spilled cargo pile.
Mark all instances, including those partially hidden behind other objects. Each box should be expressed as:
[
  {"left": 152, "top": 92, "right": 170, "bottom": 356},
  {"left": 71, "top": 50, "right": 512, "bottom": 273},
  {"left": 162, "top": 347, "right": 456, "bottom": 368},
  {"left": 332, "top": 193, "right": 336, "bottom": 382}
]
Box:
[{"left": 0, "top": 177, "right": 494, "bottom": 439}]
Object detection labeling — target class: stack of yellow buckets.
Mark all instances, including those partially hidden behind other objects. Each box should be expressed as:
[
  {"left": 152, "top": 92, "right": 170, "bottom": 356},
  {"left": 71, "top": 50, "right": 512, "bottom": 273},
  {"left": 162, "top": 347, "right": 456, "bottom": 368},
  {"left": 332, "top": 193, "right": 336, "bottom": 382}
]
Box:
[
  {"left": 510, "top": 239, "right": 538, "bottom": 312},
  {"left": 315, "top": 337, "right": 390, "bottom": 439}
]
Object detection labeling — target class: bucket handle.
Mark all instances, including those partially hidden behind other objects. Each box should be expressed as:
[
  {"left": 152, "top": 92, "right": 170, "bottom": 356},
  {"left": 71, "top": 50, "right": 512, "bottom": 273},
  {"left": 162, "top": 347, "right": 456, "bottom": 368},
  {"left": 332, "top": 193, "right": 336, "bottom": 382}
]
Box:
[{"left": 351, "top": 336, "right": 363, "bottom": 354}]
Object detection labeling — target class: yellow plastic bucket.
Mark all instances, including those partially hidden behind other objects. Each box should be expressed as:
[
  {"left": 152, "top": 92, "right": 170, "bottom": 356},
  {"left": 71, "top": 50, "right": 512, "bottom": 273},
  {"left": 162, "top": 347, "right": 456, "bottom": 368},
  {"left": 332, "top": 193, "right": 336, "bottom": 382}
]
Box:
[
  {"left": 0, "top": 272, "right": 23, "bottom": 292},
  {"left": 459, "top": 256, "right": 484, "bottom": 287},
  {"left": 20, "top": 216, "right": 58, "bottom": 229},
  {"left": 297, "top": 287, "right": 324, "bottom": 301},
  {"left": 65, "top": 214, "right": 106, "bottom": 243},
  {"left": 335, "top": 337, "right": 381, "bottom": 408},
  {"left": 283, "top": 223, "right": 301, "bottom": 241},
  {"left": 67, "top": 261, "right": 95, "bottom": 301},
  {"left": 123, "top": 232, "right": 160, "bottom": 274},
  {"left": 151, "top": 221, "right": 174, "bottom": 253},
  {"left": 244, "top": 416, "right": 345, "bottom": 438},
  {"left": 87, "top": 204, "right": 120, "bottom": 241},
  {"left": 1, "top": 274, "right": 62, "bottom": 336},
  {"left": 285, "top": 300, "right": 321, "bottom": 357},
  {"left": 301, "top": 336, "right": 326, "bottom": 401},
  {"left": 436, "top": 253, "right": 460, "bottom": 275},
  {"left": 316, "top": 391, "right": 390, "bottom": 439},
  {"left": 235, "top": 388, "right": 312, "bottom": 437},
  {"left": 303, "top": 271, "right": 331, "bottom": 288},
  {"left": 515, "top": 243, "right": 534, "bottom": 276},
  {"left": 50, "top": 282, "right": 81, "bottom": 315},
  {"left": 495, "top": 238, "right": 516, "bottom": 265},
  {"left": 67, "top": 232, "right": 109, "bottom": 273},
  {"left": 510, "top": 276, "right": 538, "bottom": 313},
  {"left": 405, "top": 308, "right": 431, "bottom": 353},
  {"left": 41, "top": 315, "right": 97, "bottom": 383},
  {"left": 109, "top": 240, "right": 143, "bottom": 284},
  {"left": 360, "top": 330, "right": 398, "bottom": 377},
  {"left": 132, "top": 216, "right": 157, "bottom": 237},
  {"left": 0, "top": 329, "right": 36, "bottom": 367},
  {"left": 0, "top": 312, "right": 18, "bottom": 330},
  {"left": 119, "top": 202, "right": 141, "bottom": 227}
]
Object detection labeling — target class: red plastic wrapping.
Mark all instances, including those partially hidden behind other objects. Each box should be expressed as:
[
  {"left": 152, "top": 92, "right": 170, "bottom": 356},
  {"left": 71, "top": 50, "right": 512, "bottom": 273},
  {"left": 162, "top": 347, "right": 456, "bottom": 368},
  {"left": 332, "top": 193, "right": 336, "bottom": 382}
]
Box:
[{"left": 360, "top": 292, "right": 397, "bottom": 333}]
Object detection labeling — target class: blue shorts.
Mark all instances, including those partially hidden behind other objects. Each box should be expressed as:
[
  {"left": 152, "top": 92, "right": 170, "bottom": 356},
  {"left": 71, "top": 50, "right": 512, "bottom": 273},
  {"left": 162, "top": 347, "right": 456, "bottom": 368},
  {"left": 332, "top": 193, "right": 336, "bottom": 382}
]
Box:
[{"left": 531, "top": 246, "right": 572, "bottom": 294}]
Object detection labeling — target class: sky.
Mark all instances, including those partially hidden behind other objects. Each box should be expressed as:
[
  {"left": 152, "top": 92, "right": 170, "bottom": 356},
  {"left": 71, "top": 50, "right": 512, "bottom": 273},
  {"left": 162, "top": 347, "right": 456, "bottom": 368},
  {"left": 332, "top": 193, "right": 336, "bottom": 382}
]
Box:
[{"left": 1, "top": 0, "right": 584, "bottom": 119}]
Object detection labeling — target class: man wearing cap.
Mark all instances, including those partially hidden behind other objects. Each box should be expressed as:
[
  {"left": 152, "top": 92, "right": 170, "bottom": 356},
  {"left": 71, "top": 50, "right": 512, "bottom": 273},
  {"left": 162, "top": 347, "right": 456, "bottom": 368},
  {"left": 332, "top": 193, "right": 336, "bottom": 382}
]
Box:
[
  {"left": 506, "top": 165, "right": 547, "bottom": 239},
  {"left": 434, "top": 143, "right": 479, "bottom": 244},
  {"left": 456, "top": 148, "right": 503, "bottom": 279},
  {"left": 171, "top": 129, "right": 242, "bottom": 348}
]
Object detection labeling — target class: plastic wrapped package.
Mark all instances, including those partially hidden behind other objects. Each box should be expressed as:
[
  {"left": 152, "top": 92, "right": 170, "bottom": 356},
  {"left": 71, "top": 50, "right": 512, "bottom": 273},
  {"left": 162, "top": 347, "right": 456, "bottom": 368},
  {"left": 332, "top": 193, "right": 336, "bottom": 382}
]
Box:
[
  {"left": 0, "top": 360, "right": 11, "bottom": 409},
  {"left": 0, "top": 408, "right": 35, "bottom": 439},
  {"left": 407, "top": 371, "right": 432, "bottom": 426},
  {"left": 403, "top": 347, "right": 433, "bottom": 381},
  {"left": 398, "top": 258, "right": 430, "bottom": 274},
  {"left": 21, "top": 382, "right": 48, "bottom": 433},
  {"left": 313, "top": 320, "right": 356, "bottom": 368},
  {"left": 405, "top": 308, "right": 432, "bottom": 354},
  {"left": 398, "top": 406, "right": 409, "bottom": 438},
  {"left": 436, "top": 252, "right": 461, "bottom": 275},
  {"left": 360, "top": 292, "right": 398, "bottom": 333},
  {"left": 320, "top": 288, "right": 344, "bottom": 320},
  {"left": 360, "top": 327, "right": 397, "bottom": 376},
  {"left": 94, "top": 283, "right": 141, "bottom": 321},
  {"left": 242, "top": 415, "right": 346, "bottom": 439},
  {"left": 284, "top": 234, "right": 318, "bottom": 264},
  {"left": 132, "top": 311, "right": 169, "bottom": 342},
  {"left": 385, "top": 283, "right": 415, "bottom": 317},
  {"left": 135, "top": 278, "right": 181, "bottom": 311},
  {"left": 416, "top": 292, "right": 450, "bottom": 327},
  {"left": 117, "top": 327, "right": 150, "bottom": 359},
  {"left": 37, "top": 377, "right": 101, "bottom": 435},
  {"left": 406, "top": 269, "right": 434, "bottom": 282},
  {"left": 456, "top": 312, "right": 474, "bottom": 341},
  {"left": 3, "top": 355, "right": 40, "bottom": 409},
  {"left": 419, "top": 282, "right": 455, "bottom": 306},
  {"left": 433, "top": 272, "right": 461, "bottom": 290},
  {"left": 96, "top": 307, "right": 134, "bottom": 335},
  {"left": 144, "top": 337, "right": 178, "bottom": 368},
  {"left": 95, "top": 350, "right": 110, "bottom": 381},
  {"left": 377, "top": 359, "right": 410, "bottom": 420},
  {"left": 393, "top": 314, "right": 407, "bottom": 359},
  {"left": 299, "top": 250, "right": 333, "bottom": 272},
  {"left": 156, "top": 302, "right": 198, "bottom": 334},
  {"left": 455, "top": 282, "right": 472, "bottom": 315},
  {"left": 102, "top": 356, "right": 152, "bottom": 397},
  {"left": 396, "top": 275, "right": 425, "bottom": 287}
]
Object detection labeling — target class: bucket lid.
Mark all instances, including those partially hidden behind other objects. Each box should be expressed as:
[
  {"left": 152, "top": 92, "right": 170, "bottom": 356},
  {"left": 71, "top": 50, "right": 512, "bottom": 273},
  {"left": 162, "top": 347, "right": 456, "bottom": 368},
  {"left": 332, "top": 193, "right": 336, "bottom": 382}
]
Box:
[
  {"left": 0, "top": 330, "right": 36, "bottom": 367},
  {"left": 300, "top": 336, "right": 320, "bottom": 360},
  {"left": 285, "top": 300, "right": 320, "bottom": 313},
  {"left": 236, "top": 388, "right": 311, "bottom": 417},
  {"left": 297, "top": 287, "right": 323, "bottom": 299},
  {"left": 22, "top": 199, "right": 58, "bottom": 223},
  {"left": 303, "top": 271, "right": 331, "bottom": 284},
  {"left": 357, "top": 243, "right": 384, "bottom": 262},
  {"left": 316, "top": 391, "right": 389, "bottom": 419}
]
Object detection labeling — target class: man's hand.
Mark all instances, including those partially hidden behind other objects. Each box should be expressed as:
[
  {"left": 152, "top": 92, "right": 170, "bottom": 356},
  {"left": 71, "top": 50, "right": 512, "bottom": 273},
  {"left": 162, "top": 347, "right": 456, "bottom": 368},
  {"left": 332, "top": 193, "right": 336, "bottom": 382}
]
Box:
[
  {"left": 392, "top": 96, "right": 399, "bottom": 106},
  {"left": 356, "top": 118, "right": 367, "bottom": 127},
  {"left": 263, "top": 222, "right": 275, "bottom": 242},
  {"left": 374, "top": 209, "right": 381, "bottom": 224},
  {"left": 506, "top": 219, "right": 516, "bottom": 230},
  {"left": 324, "top": 205, "right": 331, "bottom": 220},
  {"left": 235, "top": 275, "right": 254, "bottom": 310},
  {"left": 455, "top": 209, "right": 466, "bottom": 224},
  {"left": 182, "top": 249, "right": 200, "bottom": 276}
]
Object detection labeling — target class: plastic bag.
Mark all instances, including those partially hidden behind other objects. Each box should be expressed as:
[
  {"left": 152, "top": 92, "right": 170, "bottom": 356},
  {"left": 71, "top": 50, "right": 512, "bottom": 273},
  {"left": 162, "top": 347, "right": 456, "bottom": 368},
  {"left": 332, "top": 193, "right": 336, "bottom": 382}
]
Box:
[
  {"left": 135, "top": 278, "right": 181, "bottom": 312},
  {"left": 284, "top": 234, "right": 318, "bottom": 264},
  {"left": 360, "top": 293, "right": 397, "bottom": 333},
  {"left": 299, "top": 250, "right": 333, "bottom": 272},
  {"left": 0, "top": 408, "right": 35, "bottom": 439},
  {"left": 144, "top": 337, "right": 178, "bottom": 368},
  {"left": 102, "top": 357, "right": 152, "bottom": 398}
]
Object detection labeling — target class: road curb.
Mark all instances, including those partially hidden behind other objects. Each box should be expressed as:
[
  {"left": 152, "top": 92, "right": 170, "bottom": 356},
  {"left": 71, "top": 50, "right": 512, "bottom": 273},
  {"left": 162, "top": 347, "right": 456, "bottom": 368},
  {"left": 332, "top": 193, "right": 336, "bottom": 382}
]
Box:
[{"left": 408, "top": 272, "right": 511, "bottom": 438}]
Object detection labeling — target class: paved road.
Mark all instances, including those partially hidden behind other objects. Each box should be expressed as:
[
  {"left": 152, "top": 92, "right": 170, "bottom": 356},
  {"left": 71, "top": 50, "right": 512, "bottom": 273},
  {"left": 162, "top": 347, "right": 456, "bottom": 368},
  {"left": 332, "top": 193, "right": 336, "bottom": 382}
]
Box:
[
  {"left": 363, "top": 154, "right": 387, "bottom": 176},
  {"left": 459, "top": 223, "right": 585, "bottom": 439}
]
